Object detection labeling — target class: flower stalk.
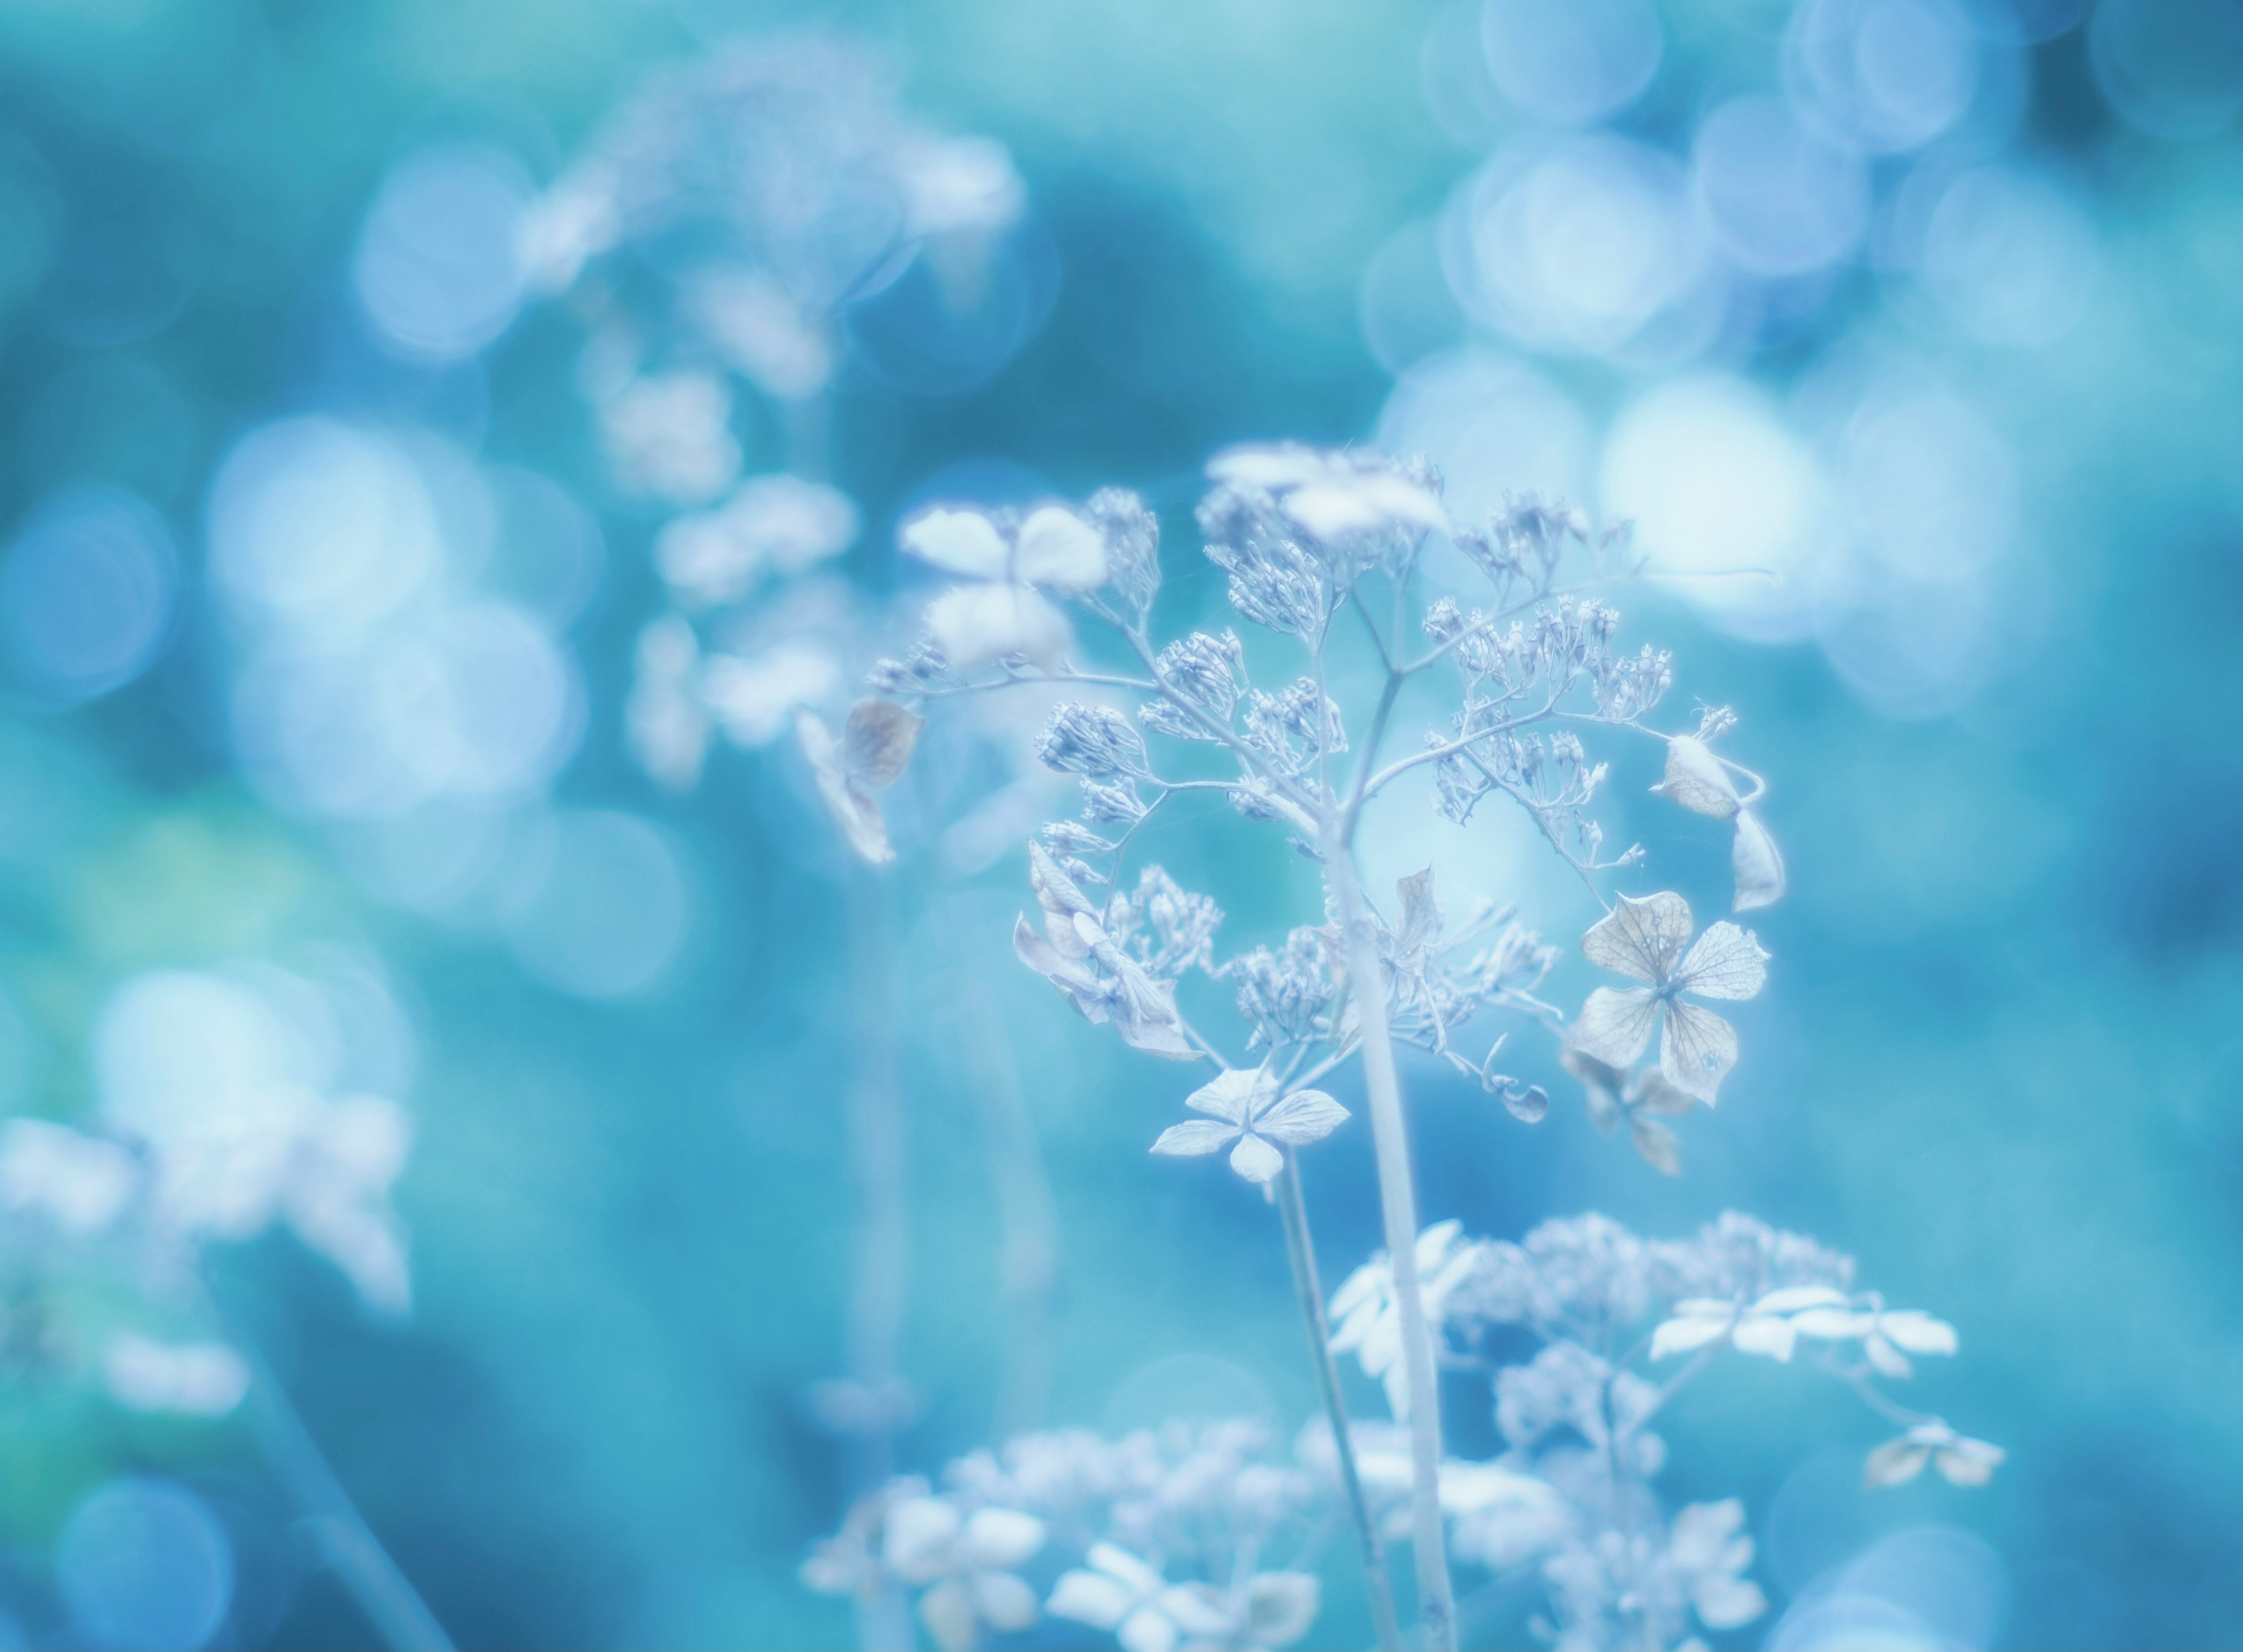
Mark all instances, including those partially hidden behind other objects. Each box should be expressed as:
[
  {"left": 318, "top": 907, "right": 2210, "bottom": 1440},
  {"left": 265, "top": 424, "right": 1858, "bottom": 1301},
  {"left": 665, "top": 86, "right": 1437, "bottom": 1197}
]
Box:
[{"left": 1276, "top": 1156, "right": 1402, "bottom": 1652}]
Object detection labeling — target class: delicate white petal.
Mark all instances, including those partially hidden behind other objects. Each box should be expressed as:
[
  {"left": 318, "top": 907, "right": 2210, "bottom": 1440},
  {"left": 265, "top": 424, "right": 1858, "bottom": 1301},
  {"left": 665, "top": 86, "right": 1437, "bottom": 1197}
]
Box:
[
  {"left": 1155, "top": 1583, "right": 1235, "bottom": 1638},
  {"left": 1877, "top": 1310, "right": 1959, "bottom": 1356},
  {"left": 1730, "top": 1314, "right": 1797, "bottom": 1361},
  {"left": 1254, "top": 1088, "right": 1349, "bottom": 1147},
  {"left": 1327, "top": 1261, "right": 1384, "bottom": 1326},
  {"left": 103, "top": 1334, "right": 249, "bottom": 1417},
  {"left": 1027, "top": 842, "right": 1098, "bottom": 958},
  {"left": 1630, "top": 1115, "right": 1682, "bottom": 1177},
  {"left": 1185, "top": 1068, "right": 1263, "bottom": 1125},
  {"left": 1013, "top": 506, "right": 1107, "bottom": 591},
  {"left": 844, "top": 698, "right": 923, "bottom": 788},
  {"left": 1789, "top": 1307, "right": 1873, "bottom": 1341},
  {"left": 1631, "top": 1070, "right": 1697, "bottom": 1117},
  {"left": 1732, "top": 808, "right": 1786, "bottom": 912},
  {"left": 1246, "top": 1572, "right": 1321, "bottom": 1647},
  {"left": 1863, "top": 1438, "right": 1933, "bottom": 1487},
  {"left": 1117, "top": 1605, "right": 1180, "bottom": 1652},
  {"left": 961, "top": 1507, "right": 1045, "bottom": 1570},
  {"left": 973, "top": 1568, "right": 1040, "bottom": 1633},
  {"left": 1673, "top": 921, "right": 1769, "bottom": 1002},
  {"left": 1934, "top": 1437, "right": 2005, "bottom": 1487},
  {"left": 1151, "top": 1120, "right": 1239, "bottom": 1157},
  {"left": 901, "top": 507, "right": 1009, "bottom": 578},
  {"left": 1415, "top": 1219, "right": 1465, "bottom": 1268},
  {"left": 1087, "top": 1542, "right": 1164, "bottom": 1596},
  {"left": 1652, "top": 736, "right": 1741, "bottom": 819},
  {"left": 1229, "top": 1132, "right": 1284, "bottom": 1184},
  {"left": 1668, "top": 1499, "right": 1746, "bottom": 1566},
  {"left": 926, "top": 583, "right": 1073, "bottom": 672},
  {"left": 1570, "top": 986, "right": 1660, "bottom": 1069},
  {"left": 1660, "top": 1002, "right": 1739, "bottom": 1106},
  {"left": 1751, "top": 1286, "right": 1849, "bottom": 1316},
  {"left": 802, "top": 708, "right": 895, "bottom": 863},
  {"left": 1650, "top": 1313, "right": 1734, "bottom": 1359},
  {"left": 1047, "top": 1571, "right": 1129, "bottom": 1633},
  {"left": 1013, "top": 916, "right": 1110, "bottom": 1022},
  {"left": 1395, "top": 867, "right": 1442, "bottom": 953},
  {"left": 883, "top": 1497, "right": 959, "bottom": 1583},
  {"left": 1693, "top": 1575, "right": 1769, "bottom": 1631},
  {"left": 1207, "top": 444, "right": 1329, "bottom": 489},
  {"left": 1863, "top": 1333, "right": 1914, "bottom": 1380},
  {"left": 918, "top": 1578, "right": 979, "bottom": 1652},
  {"left": 1582, "top": 892, "right": 1694, "bottom": 983}
]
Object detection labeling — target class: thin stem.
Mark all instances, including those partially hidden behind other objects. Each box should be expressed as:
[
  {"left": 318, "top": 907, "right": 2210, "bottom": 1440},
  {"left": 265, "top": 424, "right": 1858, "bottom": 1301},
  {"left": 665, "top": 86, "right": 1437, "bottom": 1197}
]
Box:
[
  {"left": 1324, "top": 846, "right": 1456, "bottom": 1652},
  {"left": 844, "top": 865, "right": 914, "bottom": 1652},
  {"left": 1277, "top": 1156, "right": 1402, "bottom": 1652},
  {"left": 202, "top": 1284, "right": 452, "bottom": 1652}
]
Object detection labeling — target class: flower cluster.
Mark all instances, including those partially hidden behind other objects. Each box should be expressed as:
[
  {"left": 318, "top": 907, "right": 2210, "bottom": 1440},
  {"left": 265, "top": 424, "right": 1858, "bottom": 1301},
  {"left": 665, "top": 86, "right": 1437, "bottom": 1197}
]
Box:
[
  {"left": 803, "top": 1421, "right": 1328, "bottom": 1652},
  {"left": 1320, "top": 1211, "right": 1999, "bottom": 1650}
]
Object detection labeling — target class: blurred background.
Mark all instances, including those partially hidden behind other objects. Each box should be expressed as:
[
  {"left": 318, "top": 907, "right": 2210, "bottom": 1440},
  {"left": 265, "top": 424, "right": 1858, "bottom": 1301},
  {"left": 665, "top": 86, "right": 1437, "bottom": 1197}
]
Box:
[{"left": 1, "top": 0, "right": 2240, "bottom": 1646}]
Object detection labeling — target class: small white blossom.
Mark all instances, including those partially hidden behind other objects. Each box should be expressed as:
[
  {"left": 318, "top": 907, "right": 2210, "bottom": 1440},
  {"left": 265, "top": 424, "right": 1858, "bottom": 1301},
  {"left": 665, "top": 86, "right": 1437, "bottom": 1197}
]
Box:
[
  {"left": 883, "top": 1498, "right": 1047, "bottom": 1652},
  {"left": 103, "top": 1334, "right": 250, "bottom": 1417},
  {"left": 1569, "top": 892, "right": 1767, "bottom": 1105},
  {"left": 902, "top": 505, "right": 1108, "bottom": 672},
  {"left": 1664, "top": 1499, "right": 1769, "bottom": 1632},
  {"left": 1149, "top": 1067, "right": 1348, "bottom": 1185},
  {"left": 1206, "top": 445, "right": 1447, "bottom": 543},
  {"left": 597, "top": 372, "right": 741, "bottom": 504},
  {"left": 1329, "top": 1220, "right": 1485, "bottom": 1420},
  {"left": 1046, "top": 1543, "right": 1232, "bottom": 1652},
  {"left": 702, "top": 642, "right": 845, "bottom": 749},
  {"left": 0, "top": 1119, "right": 137, "bottom": 1235},
  {"left": 626, "top": 617, "right": 713, "bottom": 790},
  {"left": 1863, "top": 1421, "right": 2005, "bottom": 1488},
  {"left": 653, "top": 475, "right": 860, "bottom": 608}
]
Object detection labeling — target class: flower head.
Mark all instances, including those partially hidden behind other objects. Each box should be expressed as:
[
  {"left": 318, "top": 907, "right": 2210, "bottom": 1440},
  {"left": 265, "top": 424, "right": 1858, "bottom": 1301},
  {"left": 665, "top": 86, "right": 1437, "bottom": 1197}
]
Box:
[
  {"left": 1863, "top": 1421, "right": 2005, "bottom": 1488},
  {"left": 796, "top": 698, "right": 924, "bottom": 865},
  {"left": 1149, "top": 1067, "right": 1348, "bottom": 1184},
  {"left": 882, "top": 1497, "right": 1047, "bottom": 1651},
  {"left": 901, "top": 504, "right": 1109, "bottom": 671},
  {"left": 1568, "top": 892, "right": 1766, "bottom": 1105}
]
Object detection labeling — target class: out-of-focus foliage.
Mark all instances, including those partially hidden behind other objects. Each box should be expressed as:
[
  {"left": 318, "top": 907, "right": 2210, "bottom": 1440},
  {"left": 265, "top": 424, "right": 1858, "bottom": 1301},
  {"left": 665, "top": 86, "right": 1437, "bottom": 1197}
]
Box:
[{"left": 2, "top": 0, "right": 2242, "bottom": 1647}]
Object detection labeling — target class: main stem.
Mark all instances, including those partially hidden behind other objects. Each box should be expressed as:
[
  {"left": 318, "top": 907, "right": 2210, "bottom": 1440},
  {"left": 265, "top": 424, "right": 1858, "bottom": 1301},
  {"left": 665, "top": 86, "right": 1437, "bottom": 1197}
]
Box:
[
  {"left": 1326, "top": 846, "right": 1456, "bottom": 1652},
  {"left": 1276, "top": 1157, "right": 1403, "bottom": 1652}
]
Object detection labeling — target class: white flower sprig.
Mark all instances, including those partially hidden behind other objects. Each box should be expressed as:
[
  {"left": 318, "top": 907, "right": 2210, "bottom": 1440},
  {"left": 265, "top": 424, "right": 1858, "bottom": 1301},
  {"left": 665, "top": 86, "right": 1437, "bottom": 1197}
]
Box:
[{"left": 1149, "top": 1066, "right": 1349, "bottom": 1184}]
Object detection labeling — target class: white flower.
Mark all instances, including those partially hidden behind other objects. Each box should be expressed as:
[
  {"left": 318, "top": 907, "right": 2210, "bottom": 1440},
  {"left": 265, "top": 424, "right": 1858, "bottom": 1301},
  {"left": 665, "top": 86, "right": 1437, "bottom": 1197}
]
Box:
[
  {"left": 1328, "top": 1220, "right": 1484, "bottom": 1420},
  {"left": 702, "top": 642, "right": 845, "bottom": 749},
  {"left": 653, "top": 475, "right": 860, "bottom": 607},
  {"left": 626, "top": 617, "right": 711, "bottom": 790},
  {"left": 1864, "top": 1421, "right": 2005, "bottom": 1488},
  {"left": 901, "top": 504, "right": 1108, "bottom": 672},
  {"left": 1149, "top": 1067, "right": 1348, "bottom": 1184},
  {"left": 1440, "top": 1460, "right": 1572, "bottom": 1569},
  {"left": 0, "top": 1119, "right": 137, "bottom": 1235},
  {"left": 598, "top": 372, "right": 740, "bottom": 505},
  {"left": 1665, "top": 1499, "right": 1768, "bottom": 1632},
  {"left": 1046, "top": 1543, "right": 1232, "bottom": 1652},
  {"left": 103, "top": 1334, "right": 250, "bottom": 1417},
  {"left": 882, "top": 1497, "right": 1046, "bottom": 1651},
  {"left": 796, "top": 698, "right": 924, "bottom": 866},
  {"left": 1648, "top": 736, "right": 1786, "bottom": 913},
  {"left": 1568, "top": 892, "right": 1766, "bottom": 1105},
  {"left": 1206, "top": 445, "right": 1447, "bottom": 542},
  {"left": 1652, "top": 1286, "right": 1960, "bottom": 1376}
]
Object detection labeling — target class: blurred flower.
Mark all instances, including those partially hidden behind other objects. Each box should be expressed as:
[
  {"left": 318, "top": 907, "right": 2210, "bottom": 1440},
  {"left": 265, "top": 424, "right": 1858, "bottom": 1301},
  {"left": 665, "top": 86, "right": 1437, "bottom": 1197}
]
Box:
[
  {"left": 883, "top": 1498, "right": 1046, "bottom": 1651},
  {"left": 901, "top": 505, "right": 1108, "bottom": 672},
  {"left": 653, "top": 475, "right": 859, "bottom": 608},
  {"left": 1328, "top": 1220, "right": 1485, "bottom": 1420},
  {"left": 796, "top": 698, "right": 924, "bottom": 865},
  {"left": 102, "top": 1334, "right": 249, "bottom": 1418},
  {"left": 0, "top": 1120, "right": 137, "bottom": 1235},
  {"left": 1664, "top": 1498, "right": 1768, "bottom": 1631},
  {"left": 1864, "top": 1421, "right": 2005, "bottom": 1488},
  {"left": 1046, "top": 1543, "right": 1231, "bottom": 1652}
]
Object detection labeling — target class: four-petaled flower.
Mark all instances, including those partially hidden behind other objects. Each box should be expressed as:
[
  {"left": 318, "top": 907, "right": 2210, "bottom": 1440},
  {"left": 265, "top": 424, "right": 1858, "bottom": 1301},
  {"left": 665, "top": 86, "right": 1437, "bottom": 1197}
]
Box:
[
  {"left": 1864, "top": 1421, "right": 2006, "bottom": 1488},
  {"left": 1328, "top": 1220, "right": 1485, "bottom": 1420},
  {"left": 1568, "top": 892, "right": 1767, "bottom": 1105},
  {"left": 881, "top": 1497, "right": 1047, "bottom": 1652},
  {"left": 901, "top": 504, "right": 1108, "bottom": 670},
  {"left": 1664, "top": 1498, "right": 1769, "bottom": 1631},
  {"left": 1150, "top": 1066, "right": 1348, "bottom": 1185}
]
